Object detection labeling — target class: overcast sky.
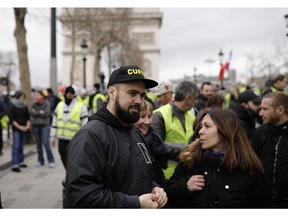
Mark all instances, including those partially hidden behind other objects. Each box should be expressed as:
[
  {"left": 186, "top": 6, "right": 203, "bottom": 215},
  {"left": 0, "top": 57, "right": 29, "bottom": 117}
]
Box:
[{"left": 1, "top": 6, "right": 288, "bottom": 89}]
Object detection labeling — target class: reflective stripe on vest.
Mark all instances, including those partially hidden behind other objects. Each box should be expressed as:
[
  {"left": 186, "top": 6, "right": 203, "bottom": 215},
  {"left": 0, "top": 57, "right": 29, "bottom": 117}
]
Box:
[
  {"left": 56, "top": 101, "right": 84, "bottom": 138},
  {"left": 92, "top": 93, "right": 107, "bottom": 114}
]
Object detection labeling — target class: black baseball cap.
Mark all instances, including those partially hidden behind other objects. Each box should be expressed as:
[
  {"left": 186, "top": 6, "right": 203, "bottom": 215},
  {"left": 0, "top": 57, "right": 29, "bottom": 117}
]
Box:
[
  {"left": 238, "top": 90, "right": 262, "bottom": 105},
  {"left": 107, "top": 65, "right": 158, "bottom": 89}
]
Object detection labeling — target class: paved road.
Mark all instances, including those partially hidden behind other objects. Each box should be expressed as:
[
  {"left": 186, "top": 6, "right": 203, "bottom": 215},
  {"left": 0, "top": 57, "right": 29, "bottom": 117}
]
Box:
[{"left": 0, "top": 141, "right": 65, "bottom": 209}]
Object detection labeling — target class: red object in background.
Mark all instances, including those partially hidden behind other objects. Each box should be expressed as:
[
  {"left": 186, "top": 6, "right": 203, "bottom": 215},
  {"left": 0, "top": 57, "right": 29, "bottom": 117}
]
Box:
[{"left": 219, "top": 62, "right": 229, "bottom": 80}]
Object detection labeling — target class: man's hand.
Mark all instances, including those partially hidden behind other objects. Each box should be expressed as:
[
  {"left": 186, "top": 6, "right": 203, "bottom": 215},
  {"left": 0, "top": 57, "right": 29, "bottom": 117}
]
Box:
[
  {"left": 151, "top": 186, "right": 168, "bottom": 208},
  {"left": 139, "top": 193, "right": 158, "bottom": 208}
]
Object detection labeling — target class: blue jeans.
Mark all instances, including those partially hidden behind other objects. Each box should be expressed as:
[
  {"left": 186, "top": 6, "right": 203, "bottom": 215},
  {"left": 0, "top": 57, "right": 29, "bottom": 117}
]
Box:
[
  {"left": 32, "top": 125, "right": 55, "bottom": 164},
  {"left": 11, "top": 131, "right": 27, "bottom": 167}
]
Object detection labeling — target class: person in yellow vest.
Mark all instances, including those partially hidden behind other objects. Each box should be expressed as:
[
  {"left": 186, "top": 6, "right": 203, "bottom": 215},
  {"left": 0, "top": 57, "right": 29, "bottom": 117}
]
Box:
[
  {"left": 0, "top": 95, "right": 7, "bottom": 156},
  {"left": 151, "top": 81, "right": 199, "bottom": 180},
  {"left": 88, "top": 83, "right": 107, "bottom": 116},
  {"left": 50, "top": 86, "right": 88, "bottom": 169},
  {"left": 77, "top": 88, "right": 90, "bottom": 110},
  {"left": 238, "top": 83, "right": 247, "bottom": 94},
  {"left": 262, "top": 74, "right": 287, "bottom": 96},
  {"left": 146, "top": 89, "right": 157, "bottom": 106},
  {"left": 224, "top": 87, "right": 238, "bottom": 109}
]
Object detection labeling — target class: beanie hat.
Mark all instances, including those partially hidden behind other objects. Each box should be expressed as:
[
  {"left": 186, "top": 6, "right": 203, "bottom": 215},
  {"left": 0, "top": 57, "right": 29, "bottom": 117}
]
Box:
[
  {"left": 107, "top": 65, "right": 158, "bottom": 89},
  {"left": 64, "top": 86, "right": 75, "bottom": 95}
]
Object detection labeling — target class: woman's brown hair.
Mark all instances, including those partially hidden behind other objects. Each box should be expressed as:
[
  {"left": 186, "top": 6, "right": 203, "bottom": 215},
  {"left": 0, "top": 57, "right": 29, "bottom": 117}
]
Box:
[
  {"left": 205, "top": 93, "right": 225, "bottom": 109},
  {"left": 180, "top": 109, "right": 264, "bottom": 174}
]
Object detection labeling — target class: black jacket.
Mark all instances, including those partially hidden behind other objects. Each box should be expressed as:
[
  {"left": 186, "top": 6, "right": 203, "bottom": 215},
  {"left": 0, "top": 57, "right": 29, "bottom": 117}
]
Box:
[
  {"left": 64, "top": 106, "right": 157, "bottom": 208},
  {"left": 251, "top": 121, "right": 288, "bottom": 207},
  {"left": 9, "top": 98, "right": 30, "bottom": 132},
  {"left": 229, "top": 102, "right": 257, "bottom": 140},
  {"left": 166, "top": 161, "right": 268, "bottom": 208},
  {"left": 192, "top": 94, "right": 208, "bottom": 115},
  {"left": 140, "top": 127, "right": 170, "bottom": 188}
]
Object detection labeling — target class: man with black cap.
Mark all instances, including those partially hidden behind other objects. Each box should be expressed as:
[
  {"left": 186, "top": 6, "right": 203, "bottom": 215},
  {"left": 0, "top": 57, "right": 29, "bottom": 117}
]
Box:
[
  {"left": 64, "top": 65, "right": 167, "bottom": 208},
  {"left": 50, "top": 85, "right": 88, "bottom": 169},
  {"left": 229, "top": 89, "right": 262, "bottom": 140}
]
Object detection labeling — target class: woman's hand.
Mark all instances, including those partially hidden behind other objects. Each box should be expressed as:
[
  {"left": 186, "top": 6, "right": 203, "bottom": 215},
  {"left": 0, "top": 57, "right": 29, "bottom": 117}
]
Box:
[{"left": 187, "top": 175, "right": 205, "bottom": 191}]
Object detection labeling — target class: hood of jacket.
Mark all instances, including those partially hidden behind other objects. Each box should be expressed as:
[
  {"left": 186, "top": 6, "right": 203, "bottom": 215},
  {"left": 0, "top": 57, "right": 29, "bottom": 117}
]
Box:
[
  {"left": 229, "top": 102, "right": 255, "bottom": 127},
  {"left": 11, "top": 98, "right": 27, "bottom": 109},
  {"left": 88, "top": 105, "right": 134, "bottom": 132}
]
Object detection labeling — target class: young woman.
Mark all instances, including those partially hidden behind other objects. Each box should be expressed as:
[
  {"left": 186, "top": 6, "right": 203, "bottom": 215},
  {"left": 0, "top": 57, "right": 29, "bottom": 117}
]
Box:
[
  {"left": 30, "top": 90, "right": 55, "bottom": 167},
  {"left": 134, "top": 99, "right": 170, "bottom": 188},
  {"left": 166, "top": 109, "right": 268, "bottom": 208}
]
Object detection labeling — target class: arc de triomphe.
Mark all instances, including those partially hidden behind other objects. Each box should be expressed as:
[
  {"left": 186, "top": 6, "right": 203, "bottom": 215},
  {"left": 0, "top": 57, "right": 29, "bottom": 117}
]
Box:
[{"left": 59, "top": 8, "right": 163, "bottom": 90}]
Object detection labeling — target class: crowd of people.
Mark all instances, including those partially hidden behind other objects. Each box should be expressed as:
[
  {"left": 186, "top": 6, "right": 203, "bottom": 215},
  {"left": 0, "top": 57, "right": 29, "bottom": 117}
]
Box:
[{"left": 0, "top": 65, "right": 287, "bottom": 209}]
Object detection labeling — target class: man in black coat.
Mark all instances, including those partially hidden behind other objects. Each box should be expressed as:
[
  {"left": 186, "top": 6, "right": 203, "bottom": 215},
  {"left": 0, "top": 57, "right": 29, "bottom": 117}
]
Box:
[
  {"left": 64, "top": 65, "right": 167, "bottom": 208},
  {"left": 251, "top": 92, "right": 288, "bottom": 208},
  {"left": 229, "top": 90, "right": 262, "bottom": 140},
  {"left": 192, "top": 81, "right": 214, "bottom": 115}
]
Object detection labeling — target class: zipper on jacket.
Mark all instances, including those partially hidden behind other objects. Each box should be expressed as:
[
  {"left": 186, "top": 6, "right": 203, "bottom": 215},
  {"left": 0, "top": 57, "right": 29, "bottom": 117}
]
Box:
[{"left": 272, "top": 136, "right": 282, "bottom": 200}]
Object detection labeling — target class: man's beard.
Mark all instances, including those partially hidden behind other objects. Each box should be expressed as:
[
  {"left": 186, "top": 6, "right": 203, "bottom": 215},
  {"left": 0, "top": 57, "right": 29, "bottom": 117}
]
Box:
[
  {"left": 114, "top": 97, "right": 140, "bottom": 124},
  {"left": 266, "top": 114, "right": 280, "bottom": 125}
]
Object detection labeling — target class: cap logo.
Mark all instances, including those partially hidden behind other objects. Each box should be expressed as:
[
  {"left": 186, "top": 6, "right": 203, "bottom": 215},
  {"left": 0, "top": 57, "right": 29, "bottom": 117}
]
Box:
[{"left": 127, "top": 68, "right": 143, "bottom": 76}]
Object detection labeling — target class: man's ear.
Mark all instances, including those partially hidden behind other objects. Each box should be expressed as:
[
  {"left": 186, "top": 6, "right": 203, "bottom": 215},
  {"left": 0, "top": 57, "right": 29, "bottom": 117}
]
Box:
[
  {"left": 277, "top": 105, "right": 285, "bottom": 115},
  {"left": 107, "top": 86, "right": 117, "bottom": 100}
]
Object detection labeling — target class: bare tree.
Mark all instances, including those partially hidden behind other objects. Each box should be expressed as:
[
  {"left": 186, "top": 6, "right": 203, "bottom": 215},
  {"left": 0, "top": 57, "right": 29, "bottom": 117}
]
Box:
[
  {"left": 59, "top": 8, "right": 144, "bottom": 85},
  {"left": 246, "top": 42, "right": 288, "bottom": 82},
  {"left": 13, "top": 8, "right": 32, "bottom": 107},
  {"left": 59, "top": 8, "right": 87, "bottom": 84},
  {"left": 0, "top": 51, "right": 17, "bottom": 92}
]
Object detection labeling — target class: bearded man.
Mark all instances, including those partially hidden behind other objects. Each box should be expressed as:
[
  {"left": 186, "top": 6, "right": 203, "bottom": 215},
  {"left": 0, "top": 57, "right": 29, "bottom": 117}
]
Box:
[{"left": 64, "top": 65, "right": 167, "bottom": 208}]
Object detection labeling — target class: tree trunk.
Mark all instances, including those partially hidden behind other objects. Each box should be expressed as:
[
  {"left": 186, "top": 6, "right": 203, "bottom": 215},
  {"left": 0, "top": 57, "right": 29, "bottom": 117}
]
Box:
[{"left": 13, "top": 8, "right": 32, "bottom": 108}]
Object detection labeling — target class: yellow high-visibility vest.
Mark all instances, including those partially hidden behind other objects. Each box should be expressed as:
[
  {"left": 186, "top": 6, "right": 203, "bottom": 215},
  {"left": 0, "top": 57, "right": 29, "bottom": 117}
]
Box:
[
  {"left": 92, "top": 93, "right": 107, "bottom": 114},
  {"left": 154, "top": 104, "right": 195, "bottom": 179},
  {"left": 56, "top": 101, "right": 84, "bottom": 138},
  {"left": 1, "top": 115, "right": 9, "bottom": 128}
]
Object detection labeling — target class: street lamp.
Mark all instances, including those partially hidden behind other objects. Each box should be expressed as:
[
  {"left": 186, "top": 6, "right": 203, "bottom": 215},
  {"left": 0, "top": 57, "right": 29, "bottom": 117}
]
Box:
[
  {"left": 218, "top": 49, "right": 224, "bottom": 88},
  {"left": 81, "top": 39, "right": 88, "bottom": 89},
  {"left": 218, "top": 49, "right": 224, "bottom": 65},
  {"left": 284, "top": 14, "right": 288, "bottom": 37}
]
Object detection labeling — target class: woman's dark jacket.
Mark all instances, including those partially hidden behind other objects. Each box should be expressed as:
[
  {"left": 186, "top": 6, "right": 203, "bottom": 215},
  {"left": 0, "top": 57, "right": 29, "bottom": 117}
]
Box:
[
  {"left": 251, "top": 121, "right": 288, "bottom": 207},
  {"left": 64, "top": 106, "right": 157, "bottom": 208},
  {"left": 166, "top": 161, "right": 268, "bottom": 208}
]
